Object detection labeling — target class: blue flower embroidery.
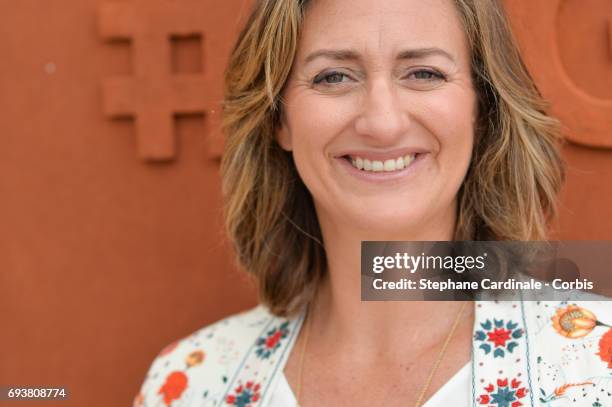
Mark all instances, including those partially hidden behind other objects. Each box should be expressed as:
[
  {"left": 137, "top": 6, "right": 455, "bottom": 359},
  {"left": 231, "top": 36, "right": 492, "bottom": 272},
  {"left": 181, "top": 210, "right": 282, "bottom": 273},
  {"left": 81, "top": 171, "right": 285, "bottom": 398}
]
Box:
[
  {"left": 474, "top": 319, "right": 523, "bottom": 358},
  {"left": 255, "top": 321, "right": 290, "bottom": 359}
]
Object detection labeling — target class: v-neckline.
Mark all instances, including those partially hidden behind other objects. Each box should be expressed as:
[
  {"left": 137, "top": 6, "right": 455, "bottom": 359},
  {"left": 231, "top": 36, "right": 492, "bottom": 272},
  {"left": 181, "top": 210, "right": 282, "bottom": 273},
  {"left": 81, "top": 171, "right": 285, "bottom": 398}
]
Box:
[
  {"left": 276, "top": 361, "right": 472, "bottom": 406},
  {"left": 274, "top": 303, "right": 475, "bottom": 406}
]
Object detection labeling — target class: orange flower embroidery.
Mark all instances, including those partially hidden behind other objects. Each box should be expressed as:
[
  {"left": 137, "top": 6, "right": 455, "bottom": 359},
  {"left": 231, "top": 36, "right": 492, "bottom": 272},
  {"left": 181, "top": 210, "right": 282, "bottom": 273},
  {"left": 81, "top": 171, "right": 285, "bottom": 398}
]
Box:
[
  {"left": 553, "top": 381, "right": 594, "bottom": 397},
  {"left": 186, "top": 350, "right": 205, "bottom": 367},
  {"left": 596, "top": 328, "right": 612, "bottom": 368},
  {"left": 552, "top": 304, "right": 598, "bottom": 338},
  {"left": 158, "top": 371, "right": 188, "bottom": 406}
]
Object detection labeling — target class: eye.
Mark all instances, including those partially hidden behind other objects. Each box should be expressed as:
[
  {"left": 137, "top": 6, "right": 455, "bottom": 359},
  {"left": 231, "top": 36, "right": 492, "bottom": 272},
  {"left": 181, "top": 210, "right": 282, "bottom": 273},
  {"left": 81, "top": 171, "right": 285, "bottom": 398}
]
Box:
[
  {"left": 313, "top": 71, "right": 352, "bottom": 85},
  {"left": 406, "top": 69, "right": 445, "bottom": 81}
]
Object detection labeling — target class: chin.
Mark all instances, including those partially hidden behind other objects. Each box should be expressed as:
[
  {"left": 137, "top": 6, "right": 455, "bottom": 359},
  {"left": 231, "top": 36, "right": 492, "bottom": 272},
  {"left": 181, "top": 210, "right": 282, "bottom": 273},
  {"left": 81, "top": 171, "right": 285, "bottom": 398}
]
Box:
[{"left": 345, "top": 208, "right": 431, "bottom": 237}]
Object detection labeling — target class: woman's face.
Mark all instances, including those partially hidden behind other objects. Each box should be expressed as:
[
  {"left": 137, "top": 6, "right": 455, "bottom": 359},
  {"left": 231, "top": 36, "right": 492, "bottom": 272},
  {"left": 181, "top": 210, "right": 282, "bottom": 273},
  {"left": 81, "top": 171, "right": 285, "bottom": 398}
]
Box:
[{"left": 277, "top": 0, "right": 477, "bottom": 238}]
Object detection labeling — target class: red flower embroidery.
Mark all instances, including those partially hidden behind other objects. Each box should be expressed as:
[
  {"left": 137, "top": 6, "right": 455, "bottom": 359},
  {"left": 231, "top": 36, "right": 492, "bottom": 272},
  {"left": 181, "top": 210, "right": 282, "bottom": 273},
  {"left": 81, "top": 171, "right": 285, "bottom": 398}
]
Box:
[
  {"left": 226, "top": 380, "right": 261, "bottom": 406},
  {"left": 487, "top": 328, "right": 512, "bottom": 347},
  {"left": 158, "top": 371, "right": 188, "bottom": 406},
  {"left": 255, "top": 322, "right": 290, "bottom": 359},
  {"left": 597, "top": 328, "right": 612, "bottom": 368},
  {"left": 478, "top": 377, "right": 527, "bottom": 407},
  {"left": 265, "top": 331, "right": 282, "bottom": 349}
]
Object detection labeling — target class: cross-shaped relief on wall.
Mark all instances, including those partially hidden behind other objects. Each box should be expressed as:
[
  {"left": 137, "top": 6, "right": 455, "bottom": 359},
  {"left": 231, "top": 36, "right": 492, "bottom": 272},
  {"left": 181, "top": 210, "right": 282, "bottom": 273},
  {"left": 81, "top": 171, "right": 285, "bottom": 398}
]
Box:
[{"left": 98, "top": 1, "right": 229, "bottom": 162}]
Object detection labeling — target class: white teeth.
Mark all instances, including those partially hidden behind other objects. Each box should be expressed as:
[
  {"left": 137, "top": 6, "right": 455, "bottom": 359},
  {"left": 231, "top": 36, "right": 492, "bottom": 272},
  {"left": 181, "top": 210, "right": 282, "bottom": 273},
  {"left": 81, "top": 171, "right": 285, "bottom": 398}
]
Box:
[
  {"left": 348, "top": 154, "right": 416, "bottom": 172},
  {"left": 383, "top": 159, "right": 396, "bottom": 171},
  {"left": 395, "top": 156, "right": 405, "bottom": 170},
  {"left": 355, "top": 157, "right": 364, "bottom": 170},
  {"left": 404, "top": 154, "right": 414, "bottom": 166},
  {"left": 372, "top": 161, "right": 384, "bottom": 172}
]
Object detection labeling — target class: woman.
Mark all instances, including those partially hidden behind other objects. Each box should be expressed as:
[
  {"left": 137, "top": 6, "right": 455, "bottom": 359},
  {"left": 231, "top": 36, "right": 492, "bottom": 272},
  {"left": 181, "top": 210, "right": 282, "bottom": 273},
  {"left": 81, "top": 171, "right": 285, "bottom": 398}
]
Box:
[{"left": 135, "top": 0, "right": 612, "bottom": 406}]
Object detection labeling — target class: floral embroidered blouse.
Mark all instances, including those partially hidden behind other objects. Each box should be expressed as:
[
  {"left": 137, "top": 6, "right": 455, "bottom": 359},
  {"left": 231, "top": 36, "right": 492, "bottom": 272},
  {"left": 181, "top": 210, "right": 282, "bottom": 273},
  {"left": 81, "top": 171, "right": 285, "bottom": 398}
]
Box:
[{"left": 134, "top": 298, "right": 612, "bottom": 407}]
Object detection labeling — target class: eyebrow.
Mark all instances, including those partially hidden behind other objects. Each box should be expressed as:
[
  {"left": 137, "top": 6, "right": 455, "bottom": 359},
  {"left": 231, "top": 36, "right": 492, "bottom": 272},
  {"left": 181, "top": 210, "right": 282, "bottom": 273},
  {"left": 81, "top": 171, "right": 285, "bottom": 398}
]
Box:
[
  {"left": 397, "top": 47, "right": 455, "bottom": 62},
  {"left": 304, "top": 47, "right": 455, "bottom": 64}
]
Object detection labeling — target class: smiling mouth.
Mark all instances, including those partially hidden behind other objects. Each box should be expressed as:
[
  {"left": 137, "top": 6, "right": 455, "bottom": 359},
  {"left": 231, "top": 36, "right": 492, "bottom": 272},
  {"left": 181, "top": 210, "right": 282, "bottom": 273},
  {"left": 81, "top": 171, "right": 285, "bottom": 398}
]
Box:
[{"left": 343, "top": 153, "right": 418, "bottom": 172}]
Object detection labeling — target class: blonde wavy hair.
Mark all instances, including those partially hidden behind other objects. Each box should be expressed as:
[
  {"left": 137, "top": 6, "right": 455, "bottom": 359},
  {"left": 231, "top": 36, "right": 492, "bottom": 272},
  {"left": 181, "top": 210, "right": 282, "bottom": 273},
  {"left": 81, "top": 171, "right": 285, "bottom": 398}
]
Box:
[{"left": 221, "top": 0, "right": 565, "bottom": 316}]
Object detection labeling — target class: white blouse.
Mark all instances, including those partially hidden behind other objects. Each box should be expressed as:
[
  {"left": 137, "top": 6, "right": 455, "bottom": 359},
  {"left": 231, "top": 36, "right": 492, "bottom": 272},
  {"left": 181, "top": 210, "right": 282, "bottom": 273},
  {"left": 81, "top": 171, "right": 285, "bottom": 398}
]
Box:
[
  {"left": 268, "top": 361, "right": 471, "bottom": 406},
  {"left": 136, "top": 299, "right": 612, "bottom": 407}
]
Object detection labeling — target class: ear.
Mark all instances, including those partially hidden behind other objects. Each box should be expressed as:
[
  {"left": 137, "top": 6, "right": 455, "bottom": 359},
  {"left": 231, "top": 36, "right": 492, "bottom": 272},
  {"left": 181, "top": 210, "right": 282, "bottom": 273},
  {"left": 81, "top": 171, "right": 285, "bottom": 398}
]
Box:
[{"left": 275, "top": 113, "right": 293, "bottom": 151}]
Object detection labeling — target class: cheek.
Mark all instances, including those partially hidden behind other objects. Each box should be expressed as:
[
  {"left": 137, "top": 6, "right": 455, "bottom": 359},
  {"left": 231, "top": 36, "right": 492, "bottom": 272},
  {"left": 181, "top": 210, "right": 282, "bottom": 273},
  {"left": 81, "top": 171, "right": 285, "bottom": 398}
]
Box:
[
  {"left": 425, "top": 89, "right": 476, "bottom": 167},
  {"left": 287, "top": 95, "right": 355, "bottom": 165},
  {"left": 283, "top": 98, "right": 336, "bottom": 198},
  {"left": 412, "top": 88, "right": 475, "bottom": 205},
  {"left": 291, "top": 95, "right": 356, "bottom": 140}
]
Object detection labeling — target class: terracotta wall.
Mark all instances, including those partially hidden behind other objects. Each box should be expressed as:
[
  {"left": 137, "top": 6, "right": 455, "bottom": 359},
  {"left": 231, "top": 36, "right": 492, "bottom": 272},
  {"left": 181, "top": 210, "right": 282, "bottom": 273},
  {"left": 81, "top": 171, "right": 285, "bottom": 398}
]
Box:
[
  {"left": 0, "top": 1, "right": 610, "bottom": 406},
  {"left": 504, "top": 0, "right": 612, "bottom": 239}
]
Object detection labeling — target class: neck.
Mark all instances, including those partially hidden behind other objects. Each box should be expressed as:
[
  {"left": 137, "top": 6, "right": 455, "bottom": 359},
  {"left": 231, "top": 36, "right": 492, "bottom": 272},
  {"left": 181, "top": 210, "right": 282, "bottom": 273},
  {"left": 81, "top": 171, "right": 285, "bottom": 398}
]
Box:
[{"left": 309, "top": 202, "right": 468, "bottom": 361}]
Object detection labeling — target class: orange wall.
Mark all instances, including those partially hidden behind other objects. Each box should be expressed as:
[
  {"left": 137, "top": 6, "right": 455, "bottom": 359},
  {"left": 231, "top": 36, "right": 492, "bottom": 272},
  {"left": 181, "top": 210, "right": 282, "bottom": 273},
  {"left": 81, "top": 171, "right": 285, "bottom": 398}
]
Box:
[
  {"left": 504, "top": 0, "right": 612, "bottom": 239},
  {"left": 0, "top": 1, "right": 610, "bottom": 406}
]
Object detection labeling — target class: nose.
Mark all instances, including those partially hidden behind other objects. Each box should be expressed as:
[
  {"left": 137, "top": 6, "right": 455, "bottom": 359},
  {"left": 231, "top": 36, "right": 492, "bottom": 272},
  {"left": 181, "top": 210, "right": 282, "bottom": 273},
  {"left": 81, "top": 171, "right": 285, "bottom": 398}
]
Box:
[{"left": 353, "top": 77, "right": 410, "bottom": 144}]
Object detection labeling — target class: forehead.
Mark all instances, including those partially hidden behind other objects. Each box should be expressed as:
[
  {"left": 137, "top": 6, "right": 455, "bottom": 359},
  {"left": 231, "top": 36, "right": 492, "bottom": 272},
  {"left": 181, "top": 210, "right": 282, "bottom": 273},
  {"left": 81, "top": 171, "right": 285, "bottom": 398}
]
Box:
[{"left": 297, "top": 0, "right": 469, "bottom": 64}]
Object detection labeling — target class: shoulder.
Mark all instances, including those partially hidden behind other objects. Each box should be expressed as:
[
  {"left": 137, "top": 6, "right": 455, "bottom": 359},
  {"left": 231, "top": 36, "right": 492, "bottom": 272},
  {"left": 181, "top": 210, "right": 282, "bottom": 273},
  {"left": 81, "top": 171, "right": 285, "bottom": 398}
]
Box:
[
  {"left": 524, "top": 298, "right": 612, "bottom": 401},
  {"left": 133, "top": 304, "right": 280, "bottom": 407},
  {"left": 522, "top": 290, "right": 612, "bottom": 337},
  {"left": 473, "top": 299, "right": 612, "bottom": 404},
  {"left": 515, "top": 279, "right": 612, "bottom": 341},
  {"left": 524, "top": 296, "right": 612, "bottom": 340}
]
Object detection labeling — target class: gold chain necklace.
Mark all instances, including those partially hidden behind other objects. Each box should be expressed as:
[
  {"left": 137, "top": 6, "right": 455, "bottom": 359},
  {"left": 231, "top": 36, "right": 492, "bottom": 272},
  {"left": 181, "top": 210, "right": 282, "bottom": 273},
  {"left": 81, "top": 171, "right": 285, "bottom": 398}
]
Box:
[{"left": 295, "top": 301, "right": 468, "bottom": 407}]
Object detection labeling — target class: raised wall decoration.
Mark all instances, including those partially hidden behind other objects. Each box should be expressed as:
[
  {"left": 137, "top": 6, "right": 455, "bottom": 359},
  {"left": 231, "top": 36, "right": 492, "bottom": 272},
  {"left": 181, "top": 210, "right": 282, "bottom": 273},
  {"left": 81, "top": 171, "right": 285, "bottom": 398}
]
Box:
[
  {"left": 98, "top": 1, "right": 230, "bottom": 161},
  {"left": 506, "top": 0, "right": 612, "bottom": 148}
]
